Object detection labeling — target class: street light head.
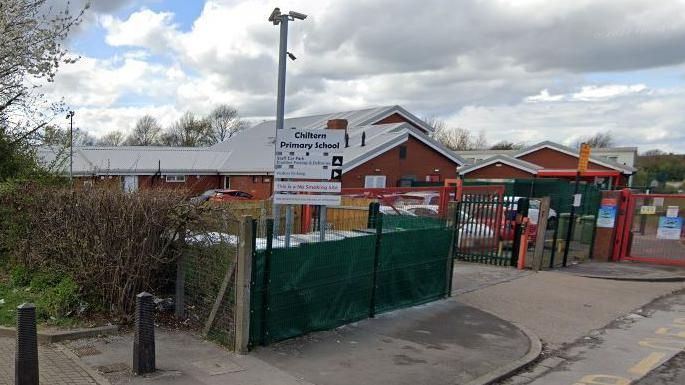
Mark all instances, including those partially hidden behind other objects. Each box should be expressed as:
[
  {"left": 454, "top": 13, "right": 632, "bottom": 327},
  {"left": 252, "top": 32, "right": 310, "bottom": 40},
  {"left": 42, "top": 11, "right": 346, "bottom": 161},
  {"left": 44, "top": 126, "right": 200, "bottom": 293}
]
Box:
[
  {"left": 288, "top": 11, "right": 307, "bottom": 20},
  {"left": 66, "top": 111, "right": 74, "bottom": 119},
  {"left": 287, "top": 52, "right": 296, "bottom": 61},
  {"left": 268, "top": 7, "right": 281, "bottom": 24}
]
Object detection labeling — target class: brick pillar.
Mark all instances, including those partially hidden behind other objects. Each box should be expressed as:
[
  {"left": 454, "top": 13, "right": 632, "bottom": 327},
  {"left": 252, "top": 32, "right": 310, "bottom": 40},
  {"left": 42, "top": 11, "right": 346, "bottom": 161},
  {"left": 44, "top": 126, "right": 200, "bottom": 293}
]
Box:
[{"left": 326, "top": 119, "right": 348, "bottom": 130}]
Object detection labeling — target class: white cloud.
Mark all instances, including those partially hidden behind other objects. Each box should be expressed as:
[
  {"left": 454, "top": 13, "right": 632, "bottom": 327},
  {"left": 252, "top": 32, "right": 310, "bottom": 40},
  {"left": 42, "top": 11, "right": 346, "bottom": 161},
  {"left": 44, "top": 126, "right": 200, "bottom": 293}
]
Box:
[
  {"left": 446, "top": 85, "right": 685, "bottom": 153},
  {"left": 100, "top": 9, "right": 179, "bottom": 53},
  {"left": 39, "top": 0, "right": 685, "bottom": 152}
]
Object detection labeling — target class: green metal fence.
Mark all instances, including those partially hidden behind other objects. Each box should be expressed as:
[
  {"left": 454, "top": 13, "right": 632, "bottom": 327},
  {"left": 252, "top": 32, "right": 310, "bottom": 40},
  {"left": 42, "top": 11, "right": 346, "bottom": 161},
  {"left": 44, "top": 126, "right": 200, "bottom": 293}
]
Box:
[{"left": 249, "top": 211, "right": 452, "bottom": 347}]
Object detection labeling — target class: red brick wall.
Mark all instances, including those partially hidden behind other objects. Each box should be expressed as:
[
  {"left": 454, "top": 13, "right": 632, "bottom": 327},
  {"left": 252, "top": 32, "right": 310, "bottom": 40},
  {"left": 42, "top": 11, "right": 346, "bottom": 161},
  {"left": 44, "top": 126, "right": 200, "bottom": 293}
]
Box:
[
  {"left": 463, "top": 163, "right": 535, "bottom": 179},
  {"left": 341, "top": 137, "right": 458, "bottom": 188},
  {"left": 373, "top": 113, "right": 427, "bottom": 132},
  {"left": 229, "top": 175, "right": 273, "bottom": 199},
  {"left": 139, "top": 175, "right": 222, "bottom": 195},
  {"left": 518, "top": 148, "right": 613, "bottom": 171}
]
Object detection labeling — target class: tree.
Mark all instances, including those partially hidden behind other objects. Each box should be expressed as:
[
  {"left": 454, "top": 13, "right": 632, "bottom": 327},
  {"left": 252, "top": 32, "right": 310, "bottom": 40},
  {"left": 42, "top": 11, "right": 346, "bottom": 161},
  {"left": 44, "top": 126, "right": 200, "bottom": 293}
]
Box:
[
  {"left": 126, "top": 115, "right": 161, "bottom": 146},
  {"left": 97, "top": 130, "right": 125, "bottom": 146},
  {"left": 161, "top": 112, "right": 212, "bottom": 147},
  {"left": 575, "top": 132, "right": 614, "bottom": 148},
  {"left": 0, "top": 0, "right": 87, "bottom": 181},
  {"left": 208, "top": 104, "right": 244, "bottom": 144},
  {"left": 41, "top": 125, "right": 95, "bottom": 147},
  {"left": 490, "top": 141, "right": 525, "bottom": 150},
  {"left": 642, "top": 149, "right": 666, "bottom": 156},
  {"left": 426, "top": 118, "right": 486, "bottom": 151}
]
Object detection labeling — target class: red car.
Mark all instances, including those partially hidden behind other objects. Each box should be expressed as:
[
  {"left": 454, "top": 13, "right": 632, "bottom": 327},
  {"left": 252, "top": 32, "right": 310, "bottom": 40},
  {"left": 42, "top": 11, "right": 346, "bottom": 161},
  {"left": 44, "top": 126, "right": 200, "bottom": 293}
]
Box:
[{"left": 207, "top": 189, "right": 254, "bottom": 202}]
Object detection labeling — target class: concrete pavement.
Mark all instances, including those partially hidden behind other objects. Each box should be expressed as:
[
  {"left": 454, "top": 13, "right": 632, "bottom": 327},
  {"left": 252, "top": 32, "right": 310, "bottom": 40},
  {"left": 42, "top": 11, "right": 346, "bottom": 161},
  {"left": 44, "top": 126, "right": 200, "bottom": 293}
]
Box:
[
  {"left": 64, "top": 299, "right": 537, "bottom": 385},
  {"left": 457, "top": 270, "right": 684, "bottom": 351},
  {"left": 0, "top": 336, "right": 102, "bottom": 384},
  {"left": 254, "top": 299, "right": 535, "bottom": 385},
  {"left": 556, "top": 260, "right": 685, "bottom": 281},
  {"left": 502, "top": 291, "right": 685, "bottom": 385},
  {"left": 63, "top": 330, "right": 310, "bottom": 385}
]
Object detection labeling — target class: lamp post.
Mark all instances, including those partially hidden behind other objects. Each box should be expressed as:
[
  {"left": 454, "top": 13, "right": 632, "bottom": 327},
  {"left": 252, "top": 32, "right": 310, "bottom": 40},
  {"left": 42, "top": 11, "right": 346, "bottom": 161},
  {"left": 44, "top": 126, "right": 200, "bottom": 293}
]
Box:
[
  {"left": 66, "top": 110, "right": 75, "bottom": 182},
  {"left": 268, "top": 8, "right": 307, "bottom": 240}
]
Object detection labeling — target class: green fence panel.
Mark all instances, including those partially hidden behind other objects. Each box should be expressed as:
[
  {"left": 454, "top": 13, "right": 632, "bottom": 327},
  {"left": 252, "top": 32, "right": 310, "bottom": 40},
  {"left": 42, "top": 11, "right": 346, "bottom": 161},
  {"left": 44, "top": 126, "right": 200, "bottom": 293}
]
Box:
[
  {"left": 250, "top": 235, "right": 377, "bottom": 345},
  {"left": 249, "top": 249, "right": 267, "bottom": 347},
  {"left": 374, "top": 227, "right": 452, "bottom": 313}
]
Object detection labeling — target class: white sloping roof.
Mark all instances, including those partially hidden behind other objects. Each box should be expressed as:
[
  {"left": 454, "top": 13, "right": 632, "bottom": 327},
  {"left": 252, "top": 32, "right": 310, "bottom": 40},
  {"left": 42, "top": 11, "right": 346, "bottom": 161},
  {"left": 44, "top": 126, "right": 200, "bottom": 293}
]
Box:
[
  {"left": 458, "top": 155, "right": 543, "bottom": 175},
  {"left": 215, "top": 122, "right": 465, "bottom": 174},
  {"left": 40, "top": 146, "right": 231, "bottom": 175}
]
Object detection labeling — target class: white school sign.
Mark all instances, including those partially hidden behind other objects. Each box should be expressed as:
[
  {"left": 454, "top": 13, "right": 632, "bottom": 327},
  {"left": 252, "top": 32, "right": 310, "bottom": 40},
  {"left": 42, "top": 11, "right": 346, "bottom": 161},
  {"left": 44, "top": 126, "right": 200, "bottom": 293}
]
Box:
[{"left": 274, "top": 128, "right": 345, "bottom": 205}]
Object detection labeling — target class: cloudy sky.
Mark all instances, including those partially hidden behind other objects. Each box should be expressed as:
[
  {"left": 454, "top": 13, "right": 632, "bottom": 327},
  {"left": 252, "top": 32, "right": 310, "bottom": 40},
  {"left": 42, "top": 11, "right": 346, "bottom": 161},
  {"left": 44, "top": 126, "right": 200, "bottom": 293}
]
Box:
[{"left": 44, "top": 0, "right": 685, "bottom": 152}]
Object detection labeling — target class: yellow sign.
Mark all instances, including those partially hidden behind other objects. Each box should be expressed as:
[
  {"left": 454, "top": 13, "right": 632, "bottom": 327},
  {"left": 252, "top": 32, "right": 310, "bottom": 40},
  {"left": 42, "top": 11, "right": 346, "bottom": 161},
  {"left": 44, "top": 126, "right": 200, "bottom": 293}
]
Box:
[
  {"left": 640, "top": 205, "right": 656, "bottom": 215},
  {"left": 578, "top": 143, "right": 591, "bottom": 173}
]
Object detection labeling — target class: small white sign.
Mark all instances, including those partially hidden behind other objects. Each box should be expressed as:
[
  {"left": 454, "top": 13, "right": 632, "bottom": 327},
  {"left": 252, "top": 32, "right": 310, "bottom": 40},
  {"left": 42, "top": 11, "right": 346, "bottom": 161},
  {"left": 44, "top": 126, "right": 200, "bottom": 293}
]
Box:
[
  {"left": 274, "top": 166, "right": 342, "bottom": 180},
  {"left": 640, "top": 205, "right": 656, "bottom": 215},
  {"left": 666, "top": 206, "right": 680, "bottom": 218},
  {"left": 573, "top": 194, "right": 582, "bottom": 207},
  {"left": 275, "top": 181, "right": 341, "bottom": 193},
  {"left": 274, "top": 193, "right": 341, "bottom": 206},
  {"left": 653, "top": 197, "right": 665, "bottom": 207},
  {"left": 276, "top": 153, "right": 343, "bottom": 168}
]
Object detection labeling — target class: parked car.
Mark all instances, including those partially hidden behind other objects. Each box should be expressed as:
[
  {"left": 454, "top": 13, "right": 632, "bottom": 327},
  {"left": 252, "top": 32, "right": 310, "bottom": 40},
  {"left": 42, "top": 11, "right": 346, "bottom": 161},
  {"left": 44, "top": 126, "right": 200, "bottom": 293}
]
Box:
[
  {"left": 379, "top": 205, "right": 416, "bottom": 216},
  {"left": 403, "top": 204, "right": 440, "bottom": 217},
  {"left": 207, "top": 189, "right": 254, "bottom": 202},
  {"left": 396, "top": 191, "right": 441, "bottom": 206},
  {"left": 191, "top": 189, "right": 221, "bottom": 204}
]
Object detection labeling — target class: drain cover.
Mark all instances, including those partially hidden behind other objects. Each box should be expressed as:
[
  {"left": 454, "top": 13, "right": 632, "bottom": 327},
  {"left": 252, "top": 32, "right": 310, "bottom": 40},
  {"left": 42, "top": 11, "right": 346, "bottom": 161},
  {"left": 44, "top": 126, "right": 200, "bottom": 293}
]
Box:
[
  {"left": 96, "top": 362, "right": 129, "bottom": 374},
  {"left": 73, "top": 345, "right": 101, "bottom": 357}
]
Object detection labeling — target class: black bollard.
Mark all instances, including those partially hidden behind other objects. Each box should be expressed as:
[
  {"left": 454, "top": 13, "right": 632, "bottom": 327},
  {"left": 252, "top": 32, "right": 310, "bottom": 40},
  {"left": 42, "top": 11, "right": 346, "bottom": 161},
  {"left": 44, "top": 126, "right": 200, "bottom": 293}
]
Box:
[
  {"left": 133, "top": 292, "right": 155, "bottom": 375},
  {"left": 16, "top": 303, "right": 39, "bottom": 385}
]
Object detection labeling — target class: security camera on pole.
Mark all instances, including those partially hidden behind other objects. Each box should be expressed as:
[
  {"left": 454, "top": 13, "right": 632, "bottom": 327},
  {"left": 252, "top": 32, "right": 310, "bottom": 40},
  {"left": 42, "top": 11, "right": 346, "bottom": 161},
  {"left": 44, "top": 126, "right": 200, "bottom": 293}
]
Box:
[{"left": 268, "top": 7, "right": 307, "bottom": 244}]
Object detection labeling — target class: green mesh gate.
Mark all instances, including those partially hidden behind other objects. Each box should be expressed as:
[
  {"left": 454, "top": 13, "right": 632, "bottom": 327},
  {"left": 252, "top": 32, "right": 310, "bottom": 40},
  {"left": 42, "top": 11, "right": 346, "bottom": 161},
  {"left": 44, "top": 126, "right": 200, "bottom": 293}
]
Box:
[{"left": 249, "top": 215, "right": 452, "bottom": 347}]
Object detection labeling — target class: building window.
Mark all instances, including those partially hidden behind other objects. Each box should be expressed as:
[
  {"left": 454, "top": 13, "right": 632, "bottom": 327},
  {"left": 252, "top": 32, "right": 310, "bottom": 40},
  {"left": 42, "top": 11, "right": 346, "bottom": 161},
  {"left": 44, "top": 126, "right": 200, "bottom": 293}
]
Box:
[
  {"left": 253, "top": 176, "right": 262, "bottom": 183},
  {"left": 165, "top": 175, "right": 186, "bottom": 183},
  {"left": 364, "top": 175, "right": 386, "bottom": 188},
  {"left": 262, "top": 177, "right": 271, "bottom": 183},
  {"left": 223, "top": 176, "right": 230, "bottom": 189},
  {"left": 426, "top": 174, "right": 441, "bottom": 182},
  {"left": 399, "top": 145, "right": 407, "bottom": 159}
]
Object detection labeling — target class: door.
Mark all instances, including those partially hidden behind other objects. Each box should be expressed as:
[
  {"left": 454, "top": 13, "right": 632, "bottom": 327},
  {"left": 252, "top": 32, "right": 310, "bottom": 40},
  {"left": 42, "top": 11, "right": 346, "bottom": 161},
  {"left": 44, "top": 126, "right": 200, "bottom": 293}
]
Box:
[{"left": 123, "top": 176, "right": 138, "bottom": 192}]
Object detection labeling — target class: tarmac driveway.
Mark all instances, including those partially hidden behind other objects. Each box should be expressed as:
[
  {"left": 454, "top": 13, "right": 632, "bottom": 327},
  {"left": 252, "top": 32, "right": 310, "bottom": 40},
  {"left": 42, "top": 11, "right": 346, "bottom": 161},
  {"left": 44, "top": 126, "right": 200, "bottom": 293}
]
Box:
[{"left": 254, "top": 298, "right": 532, "bottom": 385}]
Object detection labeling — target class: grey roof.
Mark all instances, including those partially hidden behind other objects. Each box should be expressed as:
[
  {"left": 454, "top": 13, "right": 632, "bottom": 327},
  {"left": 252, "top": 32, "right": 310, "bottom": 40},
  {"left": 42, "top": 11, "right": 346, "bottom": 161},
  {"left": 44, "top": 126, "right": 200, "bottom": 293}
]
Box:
[
  {"left": 458, "top": 155, "right": 543, "bottom": 175},
  {"left": 213, "top": 121, "right": 463, "bottom": 174},
  {"left": 37, "top": 105, "right": 462, "bottom": 176},
  {"left": 39, "top": 146, "right": 230, "bottom": 175},
  {"left": 512, "top": 141, "right": 637, "bottom": 173}
]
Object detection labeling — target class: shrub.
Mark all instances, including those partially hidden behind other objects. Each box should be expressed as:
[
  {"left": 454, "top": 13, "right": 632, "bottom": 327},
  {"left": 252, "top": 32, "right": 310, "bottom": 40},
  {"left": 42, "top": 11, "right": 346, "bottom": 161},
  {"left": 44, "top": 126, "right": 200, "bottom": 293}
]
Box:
[
  {"left": 0, "top": 186, "right": 205, "bottom": 317},
  {"left": 10, "top": 265, "right": 31, "bottom": 287},
  {"left": 37, "top": 277, "right": 80, "bottom": 319}
]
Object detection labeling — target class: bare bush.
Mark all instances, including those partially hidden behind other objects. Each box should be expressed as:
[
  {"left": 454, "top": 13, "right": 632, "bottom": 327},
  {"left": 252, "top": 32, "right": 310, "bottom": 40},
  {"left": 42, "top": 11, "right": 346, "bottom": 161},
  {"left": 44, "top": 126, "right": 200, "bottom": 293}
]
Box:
[{"left": 0, "top": 186, "right": 205, "bottom": 317}]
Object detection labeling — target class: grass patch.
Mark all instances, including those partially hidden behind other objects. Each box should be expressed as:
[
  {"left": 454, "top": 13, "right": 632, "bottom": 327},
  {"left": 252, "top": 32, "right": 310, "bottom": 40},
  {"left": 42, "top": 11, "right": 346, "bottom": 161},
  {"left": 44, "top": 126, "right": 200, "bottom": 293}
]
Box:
[{"left": 0, "top": 267, "right": 81, "bottom": 328}]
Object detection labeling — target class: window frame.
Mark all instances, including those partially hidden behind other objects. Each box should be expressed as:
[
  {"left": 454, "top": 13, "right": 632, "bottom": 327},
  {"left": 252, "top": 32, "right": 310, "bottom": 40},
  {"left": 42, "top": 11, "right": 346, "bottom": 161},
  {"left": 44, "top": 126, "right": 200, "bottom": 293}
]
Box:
[{"left": 165, "top": 175, "right": 186, "bottom": 183}]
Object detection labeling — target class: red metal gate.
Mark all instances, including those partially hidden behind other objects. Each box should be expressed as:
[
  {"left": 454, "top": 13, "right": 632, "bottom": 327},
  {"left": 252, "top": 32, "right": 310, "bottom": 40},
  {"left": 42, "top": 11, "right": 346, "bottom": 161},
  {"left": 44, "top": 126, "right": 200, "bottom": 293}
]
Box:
[{"left": 615, "top": 191, "right": 685, "bottom": 266}]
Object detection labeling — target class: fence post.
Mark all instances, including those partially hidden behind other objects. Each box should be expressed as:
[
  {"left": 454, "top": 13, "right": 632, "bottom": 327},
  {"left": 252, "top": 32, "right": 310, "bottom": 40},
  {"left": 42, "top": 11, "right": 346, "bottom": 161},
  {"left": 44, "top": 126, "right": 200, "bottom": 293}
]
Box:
[
  {"left": 16, "top": 303, "right": 39, "bottom": 385},
  {"left": 511, "top": 198, "right": 529, "bottom": 267},
  {"left": 133, "top": 292, "right": 155, "bottom": 375},
  {"left": 532, "top": 197, "right": 550, "bottom": 271},
  {"left": 369, "top": 206, "right": 382, "bottom": 318},
  {"left": 446, "top": 201, "right": 459, "bottom": 297},
  {"left": 234, "top": 215, "right": 254, "bottom": 354},
  {"left": 175, "top": 226, "right": 186, "bottom": 319},
  {"left": 261, "top": 218, "right": 274, "bottom": 345}
]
